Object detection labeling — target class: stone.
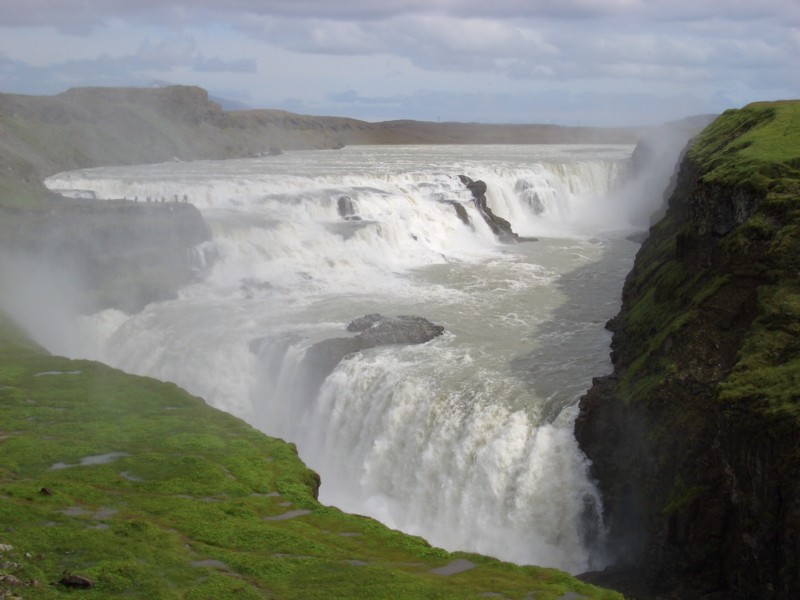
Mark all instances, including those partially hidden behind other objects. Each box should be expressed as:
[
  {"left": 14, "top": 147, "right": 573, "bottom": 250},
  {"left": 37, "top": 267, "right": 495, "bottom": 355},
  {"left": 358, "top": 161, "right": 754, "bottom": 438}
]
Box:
[
  {"left": 0, "top": 574, "right": 23, "bottom": 586},
  {"left": 337, "top": 195, "right": 356, "bottom": 219},
  {"left": 302, "top": 314, "right": 445, "bottom": 392}
]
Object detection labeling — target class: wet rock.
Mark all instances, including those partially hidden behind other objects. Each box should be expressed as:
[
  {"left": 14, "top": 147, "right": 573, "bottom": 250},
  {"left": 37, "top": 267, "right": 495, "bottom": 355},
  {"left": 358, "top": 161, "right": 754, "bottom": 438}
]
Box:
[
  {"left": 443, "top": 200, "right": 471, "bottom": 226},
  {"left": 459, "top": 175, "right": 535, "bottom": 243},
  {"left": 303, "top": 314, "right": 445, "bottom": 388},
  {"left": 337, "top": 195, "right": 356, "bottom": 219},
  {"left": 346, "top": 314, "right": 445, "bottom": 346}
]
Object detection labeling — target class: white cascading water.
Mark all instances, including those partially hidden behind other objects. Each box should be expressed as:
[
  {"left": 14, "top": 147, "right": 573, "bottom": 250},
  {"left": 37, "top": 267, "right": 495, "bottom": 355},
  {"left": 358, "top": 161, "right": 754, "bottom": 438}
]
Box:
[{"left": 36, "top": 144, "right": 648, "bottom": 573}]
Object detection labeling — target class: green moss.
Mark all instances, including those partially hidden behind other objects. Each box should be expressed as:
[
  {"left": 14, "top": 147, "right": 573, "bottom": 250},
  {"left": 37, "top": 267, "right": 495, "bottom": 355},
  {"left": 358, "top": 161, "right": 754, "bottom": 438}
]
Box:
[
  {"left": 719, "top": 283, "right": 800, "bottom": 415},
  {"left": 0, "top": 310, "right": 620, "bottom": 599},
  {"left": 687, "top": 102, "right": 800, "bottom": 191},
  {"left": 617, "top": 101, "right": 800, "bottom": 416}
]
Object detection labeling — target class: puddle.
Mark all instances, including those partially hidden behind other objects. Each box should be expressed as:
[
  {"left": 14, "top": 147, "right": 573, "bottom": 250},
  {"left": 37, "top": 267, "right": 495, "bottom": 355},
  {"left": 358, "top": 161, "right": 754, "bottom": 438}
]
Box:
[
  {"left": 60, "top": 507, "right": 92, "bottom": 517},
  {"left": 264, "top": 509, "right": 312, "bottom": 521},
  {"left": 120, "top": 471, "right": 143, "bottom": 482},
  {"left": 430, "top": 559, "right": 476, "bottom": 576},
  {"left": 34, "top": 370, "right": 82, "bottom": 377},
  {"left": 59, "top": 506, "right": 118, "bottom": 520},
  {"left": 175, "top": 495, "right": 220, "bottom": 503},
  {"left": 51, "top": 452, "right": 129, "bottom": 470},
  {"left": 191, "top": 559, "right": 229, "bottom": 570}
]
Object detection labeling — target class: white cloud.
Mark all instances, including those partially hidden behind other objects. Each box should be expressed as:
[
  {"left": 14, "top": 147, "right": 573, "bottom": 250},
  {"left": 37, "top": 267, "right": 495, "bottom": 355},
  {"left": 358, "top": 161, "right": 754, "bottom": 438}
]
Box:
[
  {"left": 290, "top": 20, "right": 380, "bottom": 54},
  {"left": 0, "top": 0, "right": 797, "bottom": 124},
  {"left": 136, "top": 35, "right": 197, "bottom": 66}
]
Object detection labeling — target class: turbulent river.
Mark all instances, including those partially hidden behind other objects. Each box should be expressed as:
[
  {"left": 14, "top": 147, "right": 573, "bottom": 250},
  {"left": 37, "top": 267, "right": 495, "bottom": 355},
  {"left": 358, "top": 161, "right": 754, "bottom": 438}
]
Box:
[{"left": 42, "top": 144, "right": 651, "bottom": 574}]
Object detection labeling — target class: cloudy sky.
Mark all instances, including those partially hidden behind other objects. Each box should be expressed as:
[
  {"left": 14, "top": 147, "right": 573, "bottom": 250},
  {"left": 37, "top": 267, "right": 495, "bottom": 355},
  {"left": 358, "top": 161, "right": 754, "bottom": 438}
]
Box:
[{"left": 0, "top": 1, "right": 798, "bottom": 126}]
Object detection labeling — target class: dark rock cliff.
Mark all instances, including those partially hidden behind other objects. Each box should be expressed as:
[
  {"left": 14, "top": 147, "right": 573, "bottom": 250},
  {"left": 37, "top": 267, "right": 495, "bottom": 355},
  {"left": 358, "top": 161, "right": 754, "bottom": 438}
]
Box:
[{"left": 575, "top": 102, "right": 800, "bottom": 598}]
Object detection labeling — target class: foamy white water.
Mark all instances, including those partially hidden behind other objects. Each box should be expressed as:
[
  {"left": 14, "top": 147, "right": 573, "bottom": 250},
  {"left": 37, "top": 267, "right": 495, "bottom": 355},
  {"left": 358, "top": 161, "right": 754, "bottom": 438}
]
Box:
[{"left": 41, "top": 144, "right": 647, "bottom": 573}]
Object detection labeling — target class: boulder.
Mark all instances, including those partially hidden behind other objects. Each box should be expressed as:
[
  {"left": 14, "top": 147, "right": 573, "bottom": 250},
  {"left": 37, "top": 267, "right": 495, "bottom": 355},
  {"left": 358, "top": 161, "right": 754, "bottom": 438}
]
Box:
[{"left": 303, "top": 314, "right": 445, "bottom": 386}]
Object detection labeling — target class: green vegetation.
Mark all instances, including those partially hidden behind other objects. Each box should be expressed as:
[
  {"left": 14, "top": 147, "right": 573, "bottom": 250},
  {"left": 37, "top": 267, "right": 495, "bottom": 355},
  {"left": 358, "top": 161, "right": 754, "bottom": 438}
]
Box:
[
  {"left": 0, "top": 312, "right": 619, "bottom": 599},
  {"left": 687, "top": 101, "right": 800, "bottom": 191},
  {"left": 616, "top": 101, "right": 800, "bottom": 419},
  {"left": 719, "top": 281, "right": 800, "bottom": 417},
  {"left": 701, "top": 103, "right": 800, "bottom": 417}
]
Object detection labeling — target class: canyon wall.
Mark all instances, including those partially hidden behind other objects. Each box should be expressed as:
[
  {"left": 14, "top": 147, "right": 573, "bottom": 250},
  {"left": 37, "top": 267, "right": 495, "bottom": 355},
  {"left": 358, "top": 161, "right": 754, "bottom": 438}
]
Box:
[{"left": 576, "top": 101, "right": 800, "bottom": 599}]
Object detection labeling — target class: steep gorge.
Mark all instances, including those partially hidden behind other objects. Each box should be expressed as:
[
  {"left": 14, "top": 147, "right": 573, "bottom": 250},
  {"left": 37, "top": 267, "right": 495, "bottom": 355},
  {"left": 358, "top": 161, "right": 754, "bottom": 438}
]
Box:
[{"left": 576, "top": 102, "right": 800, "bottom": 599}]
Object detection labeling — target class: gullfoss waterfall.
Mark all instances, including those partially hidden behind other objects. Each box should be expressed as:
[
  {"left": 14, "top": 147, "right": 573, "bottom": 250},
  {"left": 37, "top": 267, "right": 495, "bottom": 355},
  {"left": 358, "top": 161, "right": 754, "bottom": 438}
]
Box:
[{"left": 42, "top": 144, "right": 645, "bottom": 573}]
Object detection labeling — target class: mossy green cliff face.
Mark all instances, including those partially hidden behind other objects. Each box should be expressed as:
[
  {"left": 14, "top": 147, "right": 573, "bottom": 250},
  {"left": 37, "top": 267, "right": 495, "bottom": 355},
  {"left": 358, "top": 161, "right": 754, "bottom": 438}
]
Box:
[
  {"left": 575, "top": 101, "right": 800, "bottom": 598},
  {"left": 0, "top": 312, "right": 622, "bottom": 599}
]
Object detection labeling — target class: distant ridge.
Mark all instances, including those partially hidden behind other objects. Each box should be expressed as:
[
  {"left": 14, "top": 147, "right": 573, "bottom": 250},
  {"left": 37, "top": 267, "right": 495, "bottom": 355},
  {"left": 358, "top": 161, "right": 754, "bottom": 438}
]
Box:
[
  {"left": 0, "top": 84, "right": 640, "bottom": 208},
  {"left": 210, "top": 95, "right": 251, "bottom": 111}
]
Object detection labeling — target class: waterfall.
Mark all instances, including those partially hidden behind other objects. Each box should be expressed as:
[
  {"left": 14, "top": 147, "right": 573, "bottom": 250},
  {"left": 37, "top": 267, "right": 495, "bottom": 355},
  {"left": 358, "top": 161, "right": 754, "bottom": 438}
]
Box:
[{"left": 34, "top": 144, "right": 643, "bottom": 573}]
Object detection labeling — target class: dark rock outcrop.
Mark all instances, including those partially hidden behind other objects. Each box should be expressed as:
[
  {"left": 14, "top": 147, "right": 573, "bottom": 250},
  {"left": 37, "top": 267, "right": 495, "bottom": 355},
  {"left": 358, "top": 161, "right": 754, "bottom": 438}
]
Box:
[
  {"left": 444, "top": 200, "right": 471, "bottom": 226},
  {"left": 459, "top": 175, "right": 518, "bottom": 242},
  {"left": 337, "top": 195, "right": 362, "bottom": 220},
  {"left": 337, "top": 195, "right": 354, "bottom": 218},
  {"left": 575, "top": 103, "right": 800, "bottom": 599},
  {"left": 303, "top": 314, "right": 445, "bottom": 387},
  {"left": 458, "top": 175, "right": 536, "bottom": 243}
]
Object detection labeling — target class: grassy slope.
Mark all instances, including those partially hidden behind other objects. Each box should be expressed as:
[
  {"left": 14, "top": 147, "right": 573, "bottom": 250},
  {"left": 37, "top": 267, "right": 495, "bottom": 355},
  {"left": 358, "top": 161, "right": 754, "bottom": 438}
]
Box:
[{"left": 0, "top": 312, "right": 620, "bottom": 599}]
